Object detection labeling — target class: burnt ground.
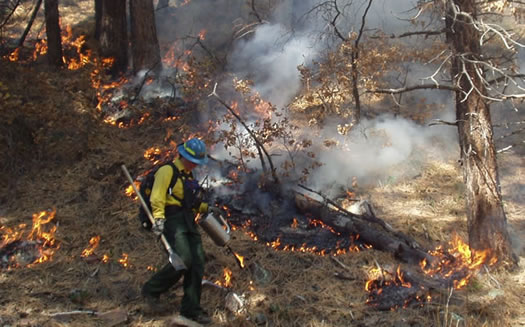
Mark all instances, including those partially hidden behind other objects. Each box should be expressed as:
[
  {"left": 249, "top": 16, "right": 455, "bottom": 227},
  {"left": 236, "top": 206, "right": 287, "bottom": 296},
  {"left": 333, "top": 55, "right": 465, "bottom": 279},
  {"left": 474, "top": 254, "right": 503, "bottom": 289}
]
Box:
[{"left": 1, "top": 3, "right": 525, "bottom": 327}]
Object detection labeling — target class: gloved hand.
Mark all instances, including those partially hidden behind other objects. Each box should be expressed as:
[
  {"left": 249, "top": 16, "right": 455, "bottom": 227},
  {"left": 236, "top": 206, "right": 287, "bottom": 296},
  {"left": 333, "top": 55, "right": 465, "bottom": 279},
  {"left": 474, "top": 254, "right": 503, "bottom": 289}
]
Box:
[
  {"left": 152, "top": 218, "right": 165, "bottom": 236},
  {"left": 208, "top": 206, "right": 223, "bottom": 217}
]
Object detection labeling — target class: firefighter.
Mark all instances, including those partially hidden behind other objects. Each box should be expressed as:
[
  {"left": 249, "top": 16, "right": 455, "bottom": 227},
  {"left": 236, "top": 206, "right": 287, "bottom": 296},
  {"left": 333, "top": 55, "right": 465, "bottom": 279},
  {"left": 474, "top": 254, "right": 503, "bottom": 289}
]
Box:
[{"left": 142, "top": 138, "right": 219, "bottom": 325}]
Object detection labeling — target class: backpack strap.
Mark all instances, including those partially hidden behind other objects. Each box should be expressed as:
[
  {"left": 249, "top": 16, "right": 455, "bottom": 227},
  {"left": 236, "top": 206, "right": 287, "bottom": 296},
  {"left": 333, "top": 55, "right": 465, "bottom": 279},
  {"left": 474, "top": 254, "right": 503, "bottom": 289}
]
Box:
[
  {"left": 165, "top": 162, "right": 180, "bottom": 200},
  {"left": 165, "top": 161, "right": 193, "bottom": 202}
]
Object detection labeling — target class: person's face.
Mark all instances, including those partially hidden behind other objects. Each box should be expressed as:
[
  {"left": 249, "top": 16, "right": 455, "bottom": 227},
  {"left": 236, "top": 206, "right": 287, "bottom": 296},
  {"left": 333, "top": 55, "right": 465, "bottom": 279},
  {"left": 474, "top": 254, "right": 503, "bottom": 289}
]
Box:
[{"left": 181, "top": 157, "right": 198, "bottom": 171}]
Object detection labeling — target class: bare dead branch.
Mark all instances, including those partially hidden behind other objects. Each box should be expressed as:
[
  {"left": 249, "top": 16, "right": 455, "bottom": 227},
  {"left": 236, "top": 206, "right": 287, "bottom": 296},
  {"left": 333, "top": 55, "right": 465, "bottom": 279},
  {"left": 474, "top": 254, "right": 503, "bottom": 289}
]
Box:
[
  {"left": 0, "top": 0, "right": 22, "bottom": 30},
  {"left": 394, "top": 29, "right": 445, "bottom": 38},
  {"left": 250, "top": 0, "right": 263, "bottom": 23},
  {"left": 330, "top": 0, "right": 346, "bottom": 41},
  {"left": 208, "top": 83, "right": 279, "bottom": 184},
  {"left": 17, "top": 0, "right": 43, "bottom": 47},
  {"left": 427, "top": 119, "right": 461, "bottom": 127},
  {"left": 368, "top": 84, "right": 459, "bottom": 94}
]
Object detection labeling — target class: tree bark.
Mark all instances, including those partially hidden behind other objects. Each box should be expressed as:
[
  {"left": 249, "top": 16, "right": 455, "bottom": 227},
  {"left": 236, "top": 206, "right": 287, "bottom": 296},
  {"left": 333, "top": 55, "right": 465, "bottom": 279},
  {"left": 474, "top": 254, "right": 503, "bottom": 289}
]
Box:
[
  {"left": 129, "top": 0, "right": 161, "bottom": 75},
  {"left": 99, "top": 0, "right": 128, "bottom": 76},
  {"left": 44, "top": 0, "right": 62, "bottom": 67},
  {"left": 445, "top": 0, "right": 517, "bottom": 266},
  {"left": 94, "top": 0, "right": 102, "bottom": 40}
]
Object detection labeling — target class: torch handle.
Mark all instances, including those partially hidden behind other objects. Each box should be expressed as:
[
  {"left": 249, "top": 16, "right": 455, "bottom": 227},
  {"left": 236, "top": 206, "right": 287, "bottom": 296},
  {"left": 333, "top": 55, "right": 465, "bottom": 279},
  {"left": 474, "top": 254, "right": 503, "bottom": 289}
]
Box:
[{"left": 121, "top": 164, "right": 186, "bottom": 270}]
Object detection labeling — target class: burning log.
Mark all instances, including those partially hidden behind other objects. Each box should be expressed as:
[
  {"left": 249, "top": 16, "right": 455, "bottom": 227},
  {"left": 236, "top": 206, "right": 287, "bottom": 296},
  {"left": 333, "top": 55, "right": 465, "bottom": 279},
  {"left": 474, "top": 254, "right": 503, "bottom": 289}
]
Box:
[
  {"left": 208, "top": 158, "right": 494, "bottom": 311},
  {"left": 293, "top": 190, "right": 434, "bottom": 265}
]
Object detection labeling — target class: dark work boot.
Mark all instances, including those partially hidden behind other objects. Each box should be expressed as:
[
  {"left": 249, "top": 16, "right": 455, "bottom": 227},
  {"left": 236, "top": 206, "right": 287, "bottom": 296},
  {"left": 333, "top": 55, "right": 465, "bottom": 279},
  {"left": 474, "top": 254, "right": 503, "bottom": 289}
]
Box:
[{"left": 183, "top": 311, "right": 212, "bottom": 325}]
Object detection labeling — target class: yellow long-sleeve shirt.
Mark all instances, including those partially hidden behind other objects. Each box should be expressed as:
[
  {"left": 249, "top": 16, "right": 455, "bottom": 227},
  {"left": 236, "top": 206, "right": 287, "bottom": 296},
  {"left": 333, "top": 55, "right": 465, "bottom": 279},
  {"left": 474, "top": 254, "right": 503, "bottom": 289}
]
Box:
[{"left": 150, "top": 158, "right": 208, "bottom": 219}]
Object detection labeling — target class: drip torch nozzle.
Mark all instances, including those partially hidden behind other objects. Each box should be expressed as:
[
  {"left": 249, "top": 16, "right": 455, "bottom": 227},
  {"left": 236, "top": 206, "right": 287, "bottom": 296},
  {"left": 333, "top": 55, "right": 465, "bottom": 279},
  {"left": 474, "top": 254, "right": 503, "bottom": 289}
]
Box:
[{"left": 227, "top": 245, "right": 246, "bottom": 269}]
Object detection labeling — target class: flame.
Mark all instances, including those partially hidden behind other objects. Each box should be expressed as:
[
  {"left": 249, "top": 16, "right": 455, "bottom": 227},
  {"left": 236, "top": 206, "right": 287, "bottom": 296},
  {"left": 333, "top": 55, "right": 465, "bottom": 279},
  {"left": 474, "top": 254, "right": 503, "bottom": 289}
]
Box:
[
  {"left": 291, "top": 217, "right": 299, "bottom": 228},
  {"left": 125, "top": 183, "right": 139, "bottom": 199},
  {"left": 144, "top": 147, "right": 163, "bottom": 161},
  {"left": 308, "top": 219, "right": 340, "bottom": 235},
  {"left": 118, "top": 253, "right": 131, "bottom": 268},
  {"left": 366, "top": 235, "right": 496, "bottom": 310},
  {"left": 162, "top": 42, "right": 191, "bottom": 71},
  {"left": 60, "top": 25, "right": 91, "bottom": 70},
  {"left": 365, "top": 265, "right": 431, "bottom": 309},
  {"left": 221, "top": 205, "right": 232, "bottom": 218},
  {"left": 194, "top": 213, "right": 202, "bottom": 223},
  {"left": 92, "top": 74, "right": 129, "bottom": 113},
  {"left": 6, "top": 48, "right": 20, "bottom": 61},
  {"left": 233, "top": 252, "right": 245, "bottom": 268},
  {"left": 420, "top": 234, "right": 496, "bottom": 289},
  {"left": 0, "top": 209, "right": 59, "bottom": 268},
  {"left": 215, "top": 267, "right": 233, "bottom": 288},
  {"left": 4, "top": 25, "right": 90, "bottom": 68},
  {"left": 81, "top": 235, "right": 101, "bottom": 257},
  {"left": 102, "top": 254, "right": 110, "bottom": 263},
  {"left": 32, "top": 39, "right": 48, "bottom": 61}
]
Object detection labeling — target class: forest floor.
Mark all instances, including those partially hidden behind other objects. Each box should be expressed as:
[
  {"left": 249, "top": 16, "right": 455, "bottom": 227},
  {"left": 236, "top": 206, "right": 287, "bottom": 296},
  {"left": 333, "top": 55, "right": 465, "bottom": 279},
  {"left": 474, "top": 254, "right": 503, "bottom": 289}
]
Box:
[{"left": 1, "top": 2, "right": 525, "bottom": 327}]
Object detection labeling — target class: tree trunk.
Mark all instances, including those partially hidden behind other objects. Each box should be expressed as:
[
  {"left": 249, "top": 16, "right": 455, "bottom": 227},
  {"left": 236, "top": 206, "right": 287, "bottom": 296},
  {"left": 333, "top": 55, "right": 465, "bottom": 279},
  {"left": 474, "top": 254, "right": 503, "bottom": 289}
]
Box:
[
  {"left": 445, "top": 0, "right": 517, "bottom": 266},
  {"left": 94, "top": 0, "right": 102, "bottom": 40},
  {"left": 99, "top": 0, "right": 128, "bottom": 76},
  {"left": 44, "top": 0, "right": 62, "bottom": 67},
  {"left": 130, "top": 0, "right": 161, "bottom": 75}
]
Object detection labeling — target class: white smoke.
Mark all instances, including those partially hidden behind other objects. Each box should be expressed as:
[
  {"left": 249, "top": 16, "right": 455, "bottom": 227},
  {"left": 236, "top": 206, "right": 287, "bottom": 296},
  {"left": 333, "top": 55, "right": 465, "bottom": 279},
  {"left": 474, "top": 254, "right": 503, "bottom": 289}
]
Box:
[
  {"left": 307, "top": 114, "right": 458, "bottom": 193},
  {"left": 221, "top": 0, "right": 458, "bottom": 192},
  {"left": 227, "top": 23, "right": 319, "bottom": 108}
]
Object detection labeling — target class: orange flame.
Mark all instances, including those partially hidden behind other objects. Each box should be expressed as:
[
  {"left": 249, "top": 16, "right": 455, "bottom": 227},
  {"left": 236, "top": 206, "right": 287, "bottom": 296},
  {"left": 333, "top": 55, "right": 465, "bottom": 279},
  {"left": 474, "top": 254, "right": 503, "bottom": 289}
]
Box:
[
  {"left": 125, "top": 182, "right": 140, "bottom": 200},
  {"left": 118, "top": 253, "right": 131, "bottom": 268},
  {"left": 420, "top": 234, "right": 496, "bottom": 289},
  {"left": 0, "top": 209, "right": 59, "bottom": 268},
  {"left": 233, "top": 252, "right": 245, "bottom": 268},
  {"left": 81, "top": 235, "right": 101, "bottom": 257},
  {"left": 215, "top": 267, "right": 233, "bottom": 288},
  {"left": 32, "top": 39, "right": 48, "bottom": 61},
  {"left": 6, "top": 48, "right": 20, "bottom": 61}
]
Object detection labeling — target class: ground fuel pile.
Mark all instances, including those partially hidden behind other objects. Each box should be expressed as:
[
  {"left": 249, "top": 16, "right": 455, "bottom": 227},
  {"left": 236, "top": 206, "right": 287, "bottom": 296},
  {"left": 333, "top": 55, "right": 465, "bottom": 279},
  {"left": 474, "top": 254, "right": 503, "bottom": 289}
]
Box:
[{"left": 205, "top": 158, "right": 367, "bottom": 255}]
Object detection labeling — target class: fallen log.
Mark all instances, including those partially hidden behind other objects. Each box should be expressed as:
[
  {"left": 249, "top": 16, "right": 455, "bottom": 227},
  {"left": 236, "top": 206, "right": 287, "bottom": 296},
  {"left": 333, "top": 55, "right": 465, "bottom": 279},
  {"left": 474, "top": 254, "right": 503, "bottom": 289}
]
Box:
[{"left": 293, "top": 191, "right": 435, "bottom": 265}]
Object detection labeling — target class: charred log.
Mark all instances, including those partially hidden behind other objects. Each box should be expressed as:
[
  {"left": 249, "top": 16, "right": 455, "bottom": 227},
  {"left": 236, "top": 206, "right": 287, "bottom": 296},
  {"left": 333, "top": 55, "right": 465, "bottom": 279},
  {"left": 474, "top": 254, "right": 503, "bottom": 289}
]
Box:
[{"left": 293, "top": 191, "right": 434, "bottom": 265}]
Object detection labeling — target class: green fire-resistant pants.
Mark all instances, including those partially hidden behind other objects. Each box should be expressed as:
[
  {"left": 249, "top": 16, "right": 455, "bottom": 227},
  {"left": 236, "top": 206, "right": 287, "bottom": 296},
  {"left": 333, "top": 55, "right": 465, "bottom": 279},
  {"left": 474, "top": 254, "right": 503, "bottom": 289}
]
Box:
[{"left": 142, "top": 210, "right": 205, "bottom": 318}]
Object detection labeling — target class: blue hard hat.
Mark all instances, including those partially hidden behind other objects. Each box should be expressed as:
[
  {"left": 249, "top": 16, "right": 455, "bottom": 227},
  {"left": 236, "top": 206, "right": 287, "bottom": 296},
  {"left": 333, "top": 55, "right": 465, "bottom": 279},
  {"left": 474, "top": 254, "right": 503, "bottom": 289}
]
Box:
[{"left": 178, "top": 138, "right": 208, "bottom": 165}]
